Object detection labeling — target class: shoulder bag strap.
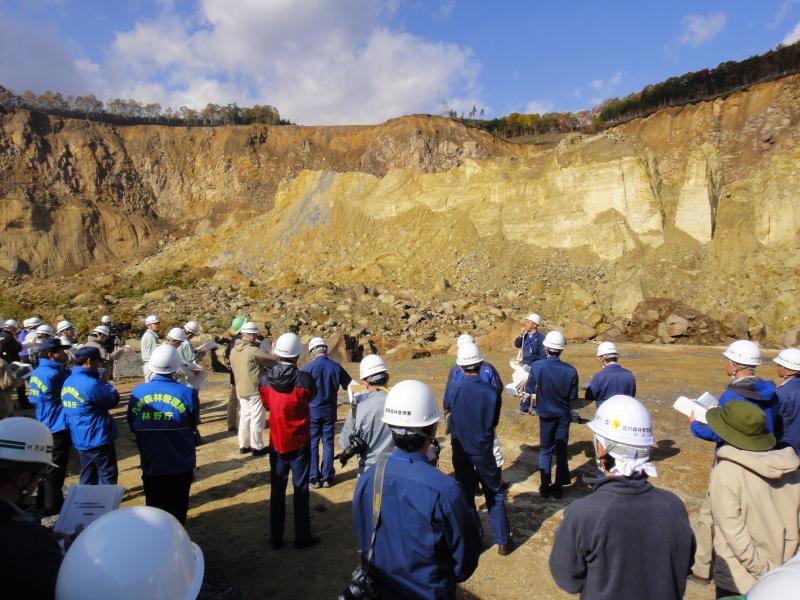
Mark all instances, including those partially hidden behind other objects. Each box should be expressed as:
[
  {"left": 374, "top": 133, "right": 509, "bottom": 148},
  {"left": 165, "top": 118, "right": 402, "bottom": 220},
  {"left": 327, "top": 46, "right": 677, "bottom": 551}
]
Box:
[{"left": 365, "top": 455, "right": 388, "bottom": 564}]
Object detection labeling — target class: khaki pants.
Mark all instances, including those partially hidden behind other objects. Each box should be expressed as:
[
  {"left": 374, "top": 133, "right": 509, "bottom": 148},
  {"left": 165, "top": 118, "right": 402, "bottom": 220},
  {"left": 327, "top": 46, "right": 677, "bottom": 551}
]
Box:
[
  {"left": 692, "top": 492, "right": 714, "bottom": 578},
  {"left": 238, "top": 395, "right": 266, "bottom": 451},
  {"left": 227, "top": 385, "right": 239, "bottom": 430}
]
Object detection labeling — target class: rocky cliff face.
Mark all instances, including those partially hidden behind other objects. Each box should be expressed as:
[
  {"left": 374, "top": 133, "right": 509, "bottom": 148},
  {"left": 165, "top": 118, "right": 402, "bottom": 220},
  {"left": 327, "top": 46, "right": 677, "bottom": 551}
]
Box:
[{"left": 2, "top": 75, "right": 800, "bottom": 341}]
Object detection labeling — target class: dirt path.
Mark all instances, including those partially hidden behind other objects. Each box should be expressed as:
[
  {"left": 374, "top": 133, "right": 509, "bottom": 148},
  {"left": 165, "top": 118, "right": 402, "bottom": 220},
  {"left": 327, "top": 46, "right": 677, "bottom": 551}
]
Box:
[{"left": 62, "top": 342, "right": 748, "bottom": 599}]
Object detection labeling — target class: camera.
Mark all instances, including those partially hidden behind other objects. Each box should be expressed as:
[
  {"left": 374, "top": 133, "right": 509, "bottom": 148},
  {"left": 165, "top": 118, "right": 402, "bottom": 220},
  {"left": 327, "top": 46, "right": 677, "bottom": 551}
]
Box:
[
  {"left": 337, "top": 566, "right": 378, "bottom": 600},
  {"left": 334, "top": 433, "right": 368, "bottom": 467}
]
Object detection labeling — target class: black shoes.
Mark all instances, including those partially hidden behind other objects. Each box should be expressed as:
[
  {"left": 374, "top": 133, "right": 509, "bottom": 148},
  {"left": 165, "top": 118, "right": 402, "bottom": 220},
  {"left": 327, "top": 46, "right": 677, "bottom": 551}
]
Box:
[
  {"left": 294, "top": 536, "right": 321, "bottom": 550},
  {"left": 251, "top": 447, "right": 269, "bottom": 457},
  {"left": 310, "top": 478, "right": 323, "bottom": 489},
  {"left": 239, "top": 447, "right": 252, "bottom": 454}
]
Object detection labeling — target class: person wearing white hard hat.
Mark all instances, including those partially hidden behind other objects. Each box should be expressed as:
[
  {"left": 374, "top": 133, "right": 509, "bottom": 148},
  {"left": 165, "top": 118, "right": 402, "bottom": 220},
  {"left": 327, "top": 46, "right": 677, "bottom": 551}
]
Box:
[
  {"left": 28, "top": 324, "right": 56, "bottom": 368},
  {"left": 100, "top": 315, "right": 112, "bottom": 325},
  {"left": 301, "top": 336, "right": 352, "bottom": 488},
  {"left": 585, "top": 341, "right": 637, "bottom": 407},
  {"left": 258, "top": 332, "right": 319, "bottom": 549},
  {"left": 85, "top": 325, "right": 127, "bottom": 368},
  {"left": 128, "top": 344, "right": 200, "bottom": 524},
  {"left": 338, "top": 354, "right": 394, "bottom": 476},
  {"left": 515, "top": 314, "right": 545, "bottom": 414},
  {"left": 775, "top": 347, "right": 800, "bottom": 457},
  {"left": 687, "top": 339, "right": 781, "bottom": 585},
  {"left": 230, "top": 321, "right": 275, "bottom": 455},
  {"left": 0, "top": 320, "right": 25, "bottom": 415},
  {"left": 178, "top": 321, "right": 204, "bottom": 364},
  {"left": 20, "top": 317, "right": 43, "bottom": 354},
  {"left": 524, "top": 330, "right": 578, "bottom": 498},
  {"left": 0, "top": 417, "right": 65, "bottom": 599},
  {"left": 550, "top": 395, "right": 696, "bottom": 600},
  {"left": 55, "top": 505, "right": 204, "bottom": 600},
  {"left": 141, "top": 315, "right": 161, "bottom": 382},
  {"left": 0, "top": 319, "right": 21, "bottom": 364},
  {"left": 444, "top": 342, "right": 512, "bottom": 555},
  {"left": 350, "top": 380, "right": 482, "bottom": 599}
]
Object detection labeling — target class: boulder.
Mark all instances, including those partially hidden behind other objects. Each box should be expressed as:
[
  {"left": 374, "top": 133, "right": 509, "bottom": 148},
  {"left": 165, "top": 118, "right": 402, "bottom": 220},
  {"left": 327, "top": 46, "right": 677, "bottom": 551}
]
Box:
[
  {"left": 721, "top": 313, "right": 751, "bottom": 339},
  {"left": 784, "top": 327, "right": 800, "bottom": 348},
  {"left": 142, "top": 289, "right": 169, "bottom": 302},
  {"left": 112, "top": 351, "right": 143, "bottom": 379},
  {"left": 564, "top": 322, "right": 597, "bottom": 342},
  {"left": 664, "top": 313, "right": 690, "bottom": 337},
  {"left": 71, "top": 291, "right": 102, "bottom": 306}
]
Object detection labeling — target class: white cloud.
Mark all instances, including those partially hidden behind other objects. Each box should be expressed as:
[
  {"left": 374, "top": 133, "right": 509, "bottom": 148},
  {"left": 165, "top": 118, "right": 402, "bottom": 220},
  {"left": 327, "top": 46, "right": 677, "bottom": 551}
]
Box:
[
  {"left": 523, "top": 99, "right": 553, "bottom": 114},
  {"left": 678, "top": 12, "right": 727, "bottom": 47},
  {"left": 584, "top": 71, "right": 623, "bottom": 104},
  {"left": 771, "top": 1, "right": 800, "bottom": 28},
  {"left": 589, "top": 79, "right": 603, "bottom": 90},
  {"left": 783, "top": 21, "right": 800, "bottom": 44}
]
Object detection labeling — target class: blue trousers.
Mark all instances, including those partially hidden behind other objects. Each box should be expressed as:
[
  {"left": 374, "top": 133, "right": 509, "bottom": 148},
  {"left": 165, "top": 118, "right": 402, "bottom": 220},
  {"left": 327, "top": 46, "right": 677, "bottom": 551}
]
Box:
[
  {"left": 539, "top": 414, "right": 571, "bottom": 487},
  {"left": 310, "top": 413, "right": 335, "bottom": 481},
  {"left": 269, "top": 445, "right": 311, "bottom": 544},
  {"left": 451, "top": 440, "right": 509, "bottom": 545},
  {"left": 78, "top": 443, "right": 118, "bottom": 485}
]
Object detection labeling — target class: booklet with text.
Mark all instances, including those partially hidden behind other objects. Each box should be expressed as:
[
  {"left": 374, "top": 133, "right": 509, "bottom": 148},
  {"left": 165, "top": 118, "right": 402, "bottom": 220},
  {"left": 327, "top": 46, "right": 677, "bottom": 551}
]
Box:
[
  {"left": 673, "top": 392, "right": 719, "bottom": 424},
  {"left": 54, "top": 484, "right": 125, "bottom": 535}
]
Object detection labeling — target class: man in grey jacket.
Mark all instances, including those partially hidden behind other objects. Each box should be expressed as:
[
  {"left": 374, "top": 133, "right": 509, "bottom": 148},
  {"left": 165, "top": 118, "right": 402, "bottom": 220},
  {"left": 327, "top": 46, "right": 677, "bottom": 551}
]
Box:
[{"left": 338, "top": 354, "right": 393, "bottom": 474}]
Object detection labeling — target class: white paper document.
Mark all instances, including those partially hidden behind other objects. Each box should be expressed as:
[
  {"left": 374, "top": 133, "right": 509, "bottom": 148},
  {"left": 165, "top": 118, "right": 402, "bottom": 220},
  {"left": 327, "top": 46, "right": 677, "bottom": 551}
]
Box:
[
  {"left": 9, "top": 362, "right": 33, "bottom": 380},
  {"left": 195, "top": 341, "right": 219, "bottom": 353},
  {"left": 673, "top": 392, "right": 719, "bottom": 424},
  {"left": 54, "top": 484, "right": 125, "bottom": 534},
  {"left": 347, "top": 382, "right": 369, "bottom": 405}
]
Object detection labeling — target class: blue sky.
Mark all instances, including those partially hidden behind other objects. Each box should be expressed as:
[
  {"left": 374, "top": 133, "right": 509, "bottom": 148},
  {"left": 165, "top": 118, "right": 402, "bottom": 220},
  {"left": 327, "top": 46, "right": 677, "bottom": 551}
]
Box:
[{"left": 1, "top": 0, "right": 799, "bottom": 124}]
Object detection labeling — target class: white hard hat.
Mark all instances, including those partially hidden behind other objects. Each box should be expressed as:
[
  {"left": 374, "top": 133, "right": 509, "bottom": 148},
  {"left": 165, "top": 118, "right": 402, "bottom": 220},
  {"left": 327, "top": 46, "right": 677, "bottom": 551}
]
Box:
[
  {"left": 239, "top": 321, "right": 260, "bottom": 335},
  {"left": 456, "top": 342, "right": 484, "bottom": 366},
  {"left": 25, "top": 317, "right": 43, "bottom": 328},
  {"left": 0, "top": 417, "right": 58, "bottom": 467},
  {"left": 723, "top": 339, "right": 762, "bottom": 366},
  {"left": 167, "top": 327, "right": 187, "bottom": 343},
  {"left": 774, "top": 348, "right": 800, "bottom": 372},
  {"left": 3, "top": 319, "right": 18, "bottom": 329},
  {"left": 149, "top": 344, "right": 182, "bottom": 375},
  {"left": 526, "top": 313, "right": 541, "bottom": 325},
  {"left": 308, "top": 336, "right": 327, "bottom": 353},
  {"left": 747, "top": 554, "right": 800, "bottom": 600},
  {"left": 382, "top": 380, "right": 442, "bottom": 428},
  {"left": 101, "top": 315, "right": 112, "bottom": 324},
  {"left": 93, "top": 325, "right": 111, "bottom": 337},
  {"left": 56, "top": 320, "right": 74, "bottom": 333},
  {"left": 587, "top": 394, "right": 654, "bottom": 447},
  {"left": 543, "top": 330, "right": 566, "bottom": 350},
  {"left": 55, "top": 506, "right": 204, "bottom": 600},
  {"left": 35, "top": 324, "right": 54, "bottom": 337},
  {"left": 596, "top": 341, "right": 619, "bottom": 357},
  {"left": 456, "top": 334, "right": 475, "bottom": 347},
  {"left": 59, "top": 336, "right": 74, "bottom": 349},
  {"left": 183, "top": 321, "right": 201, "bottom": 336},
  {"left": 274, "top": 332, "right": 303, "bottom": 358},
  {"left": 145, "top": 315, "right": 160, "bottom": 325},
  {"left": 360, "top": 354, "right": 388, "bottom": 380}
]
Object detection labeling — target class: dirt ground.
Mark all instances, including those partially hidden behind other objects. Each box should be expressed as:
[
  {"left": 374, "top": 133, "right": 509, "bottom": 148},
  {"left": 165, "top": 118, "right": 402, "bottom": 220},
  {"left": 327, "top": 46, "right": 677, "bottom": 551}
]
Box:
[{"left": 53, "top": 342, "right": 761, "bottom": 599}]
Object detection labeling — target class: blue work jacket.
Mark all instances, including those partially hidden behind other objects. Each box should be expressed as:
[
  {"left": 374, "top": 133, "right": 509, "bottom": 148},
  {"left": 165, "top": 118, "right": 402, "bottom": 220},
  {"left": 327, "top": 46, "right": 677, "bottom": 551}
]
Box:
[
  {"left": 128, "top": 375, "right": 200, "bottom": 476},
  {"left": 61, "top": 367, "right": 121, "bottom": 451},
  {"left": 525, "top": 355, "right": 579, "bottom": 418},
  {"left": 301, "top": 355, "right": 352, "bottom": 417},
  {"left": 444, "top": 374, "right": 501, "bottom": 457},
  {"left": 691, "top": 377, "right": 779, "bottom": 445},
  {"left": 777, "top": 377, "right": 800, "bottom": 456},
  {"left": 352, "top": 448, "right": 482, "bottom": 600},
  {"left": 29, "top": 359, "right": 69, "bottom": 434},
  {"left": 514, "top": 330, "right": 545, "bottom": 366},
  {"left": 446, "top": 361, "right": 503, "bottom": 393},
  {"left": 586, "top": 363, "right": 637, "bottom": 406}
]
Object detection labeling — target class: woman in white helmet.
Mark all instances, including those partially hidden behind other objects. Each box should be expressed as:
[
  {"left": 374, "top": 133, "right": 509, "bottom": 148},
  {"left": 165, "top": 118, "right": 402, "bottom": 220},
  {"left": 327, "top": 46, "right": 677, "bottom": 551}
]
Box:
[
  {"left": 0, "top": 417, "right": 65, "bottom": 599},
  {"left": 550, "top": 395, "right": 696, "bottom": 600},
  {"left": 775, "top": 347, "right": 800, "bottom": 456},
  {"left": 338, "top": 354, "right": 394, "bottom": 475}
]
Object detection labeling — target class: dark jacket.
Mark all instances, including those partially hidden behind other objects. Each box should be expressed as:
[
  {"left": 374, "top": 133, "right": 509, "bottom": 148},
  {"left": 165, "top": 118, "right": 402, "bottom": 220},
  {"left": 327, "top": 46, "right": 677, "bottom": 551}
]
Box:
[
  {"left": 444, "top": 374, "right": 501, "bottom": 457},
  {"left": 29, "top": 358, "right": 69, "bottom": 434},
  {"left": 259, "top": 362, "right": 316, "bottom": 454},
  {"left": 549, "top": 475, "right": 696, "bottom": 600},
  {"left": 514, "top": 330, "right": 545, "bottom": 366},
  {"left": 0, "top": 499, "right": 63, "bottom": 600},
  {"left": 446, "top": 361, "right": 503, "bottom": 393},
  {"left": 525, "top": 355, "right": 579, "bottom": 417},
  {"left": 301, "top": 354, "right": 352, "bottom": 418},
  {"left": 0, "top": 330, "right": 22, "bottom": 363},
  {"left": 61, "top": 366, "right": 121, "bottom": 451},
  {"left": 586, "top": 362, "right": 636, "bottom": 405},
  {"left": 777, "top": 376, "right": 800, "bottom": 456}
]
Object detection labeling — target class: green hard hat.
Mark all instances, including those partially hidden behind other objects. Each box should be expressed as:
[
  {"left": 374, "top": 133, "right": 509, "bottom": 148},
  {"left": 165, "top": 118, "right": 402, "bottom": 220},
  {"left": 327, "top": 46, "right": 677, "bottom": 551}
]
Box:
[{"left": 230, "top": 316, "right": 247, "bottom": 335}]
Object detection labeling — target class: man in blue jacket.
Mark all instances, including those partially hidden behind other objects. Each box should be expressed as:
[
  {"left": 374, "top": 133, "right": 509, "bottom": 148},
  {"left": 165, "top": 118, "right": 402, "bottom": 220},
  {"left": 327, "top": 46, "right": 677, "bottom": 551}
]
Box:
[
  {"left": 687, "top": 339, "right": 779, "bottom": 584},
  {"left": 774, "top": 347, "right": 800, "bottom": 456},
  {"left": 352, "top": 380, "right": 482, "bottom": 599},
  {"left": 444, "top": 342, "right": 511, "bottom": 555},
  {"left": 128, "top": 344, "right": 200, "bottom": 524},
  {"left": 585, "top": 341, "right": 637, "bottom": 406},
  {"left": 28, "top": 337, "right": 72, "bottom": 515},
  {"left": 514, "top": 313, "right": 545, "bottom": 413},
  {"left": 525, "top": 331, "right": 579, "bottom": 498},
  {"left": 301, "top": 336, "right": 352, "bottom": 488},
  {"left": 61, "top": 346, "right": 121, "bottom": 485}
]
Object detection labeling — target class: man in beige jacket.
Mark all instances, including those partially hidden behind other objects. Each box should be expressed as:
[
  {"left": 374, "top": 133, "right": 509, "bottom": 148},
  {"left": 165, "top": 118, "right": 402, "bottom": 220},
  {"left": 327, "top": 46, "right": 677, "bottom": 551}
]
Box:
[
  {"left": 703, "top": 399, "right": 800, "bottom": 597},
  {"left": 230, "top": 321, "right": 275, "bottom": 455}
]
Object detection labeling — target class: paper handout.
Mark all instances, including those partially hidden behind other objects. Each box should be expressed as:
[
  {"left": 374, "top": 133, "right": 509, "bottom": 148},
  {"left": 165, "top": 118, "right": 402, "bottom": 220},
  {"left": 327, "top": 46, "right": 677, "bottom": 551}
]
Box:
[
  {"left": 347, "top": 382, "right": 369, "bottom": 405},
  {"left": 673, "top": 392, "right": 719, "bottom": 424},
  {"left": 54, "top": 484, "right": 125, "bottom": 535},
  {"left": 195, "top": 340, "right": 219, "bottom": 353}
]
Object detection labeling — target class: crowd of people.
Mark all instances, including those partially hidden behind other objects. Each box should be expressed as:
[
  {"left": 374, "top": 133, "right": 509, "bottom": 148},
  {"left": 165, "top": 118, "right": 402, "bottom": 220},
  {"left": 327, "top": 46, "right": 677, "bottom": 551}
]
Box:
[{"left": 1, "top": 310, "right": 800, "bottom": 599}]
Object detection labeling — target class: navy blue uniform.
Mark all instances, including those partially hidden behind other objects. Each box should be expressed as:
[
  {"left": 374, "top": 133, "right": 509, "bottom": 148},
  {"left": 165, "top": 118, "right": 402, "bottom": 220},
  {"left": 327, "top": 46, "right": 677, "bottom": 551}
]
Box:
[
  {"left": 352, "top": 448, "right": 482, "bottom": 600},
  {"left": 301, "top": 354, "right": 352, "bottom": 482},
  {"left": 444, "top": 374, "right": 509, "bottom": 546},
  {"left": 526, "top": 356, "right": 579, "bottom": 487},
  {"left": 446, "top": 361, "right": 502, "bottom": 393},
  {"left": 586, "top": 363, "right": 637, "bottom": 406},
  {"left": 777, "top": 377, "right": 800, "bottom": 456},
  {"left": 514, "top": 330, "right": 545, "bottom": 366},
  {"left": 61, "top": 366, "right": 121, "bottom": 485}
]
